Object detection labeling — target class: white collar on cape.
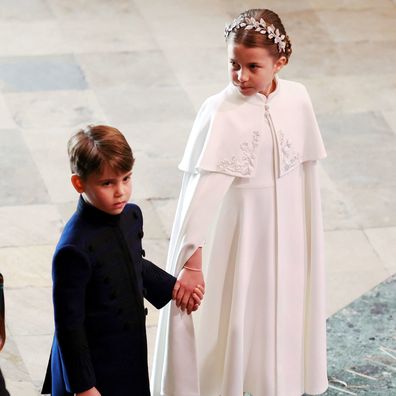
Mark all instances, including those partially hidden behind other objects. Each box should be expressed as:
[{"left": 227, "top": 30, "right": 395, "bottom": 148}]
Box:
[{"left": 179, "top": 76, "right": 327, "bottom": 178}]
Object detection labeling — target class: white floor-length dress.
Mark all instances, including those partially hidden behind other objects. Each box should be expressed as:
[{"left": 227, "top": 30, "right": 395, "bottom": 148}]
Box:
[{"left": 152, "top": 78, "right": 329, "bottom": 396}]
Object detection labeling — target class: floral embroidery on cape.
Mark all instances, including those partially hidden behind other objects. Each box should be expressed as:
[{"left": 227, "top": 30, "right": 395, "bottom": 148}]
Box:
[
  {"left": 217, "top": 130, "right": 261, "bottom": 176},
  {"left": 278, "top": 130, "right": 299, "bottom": 174}
]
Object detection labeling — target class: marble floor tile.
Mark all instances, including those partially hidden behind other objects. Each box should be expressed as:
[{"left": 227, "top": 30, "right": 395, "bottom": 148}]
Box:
[
  {"left": 12, "top": 335, "right": 52, "bottom": 384},
  {"left": 319, "top": 111, "right": 396, "bottom": 189},
  {"left": 151, "top": 198, "right": 178, "bottom": 239},
  {"left": 55, "top": 201, "right": 77, "bottom": 225},
  {"left": 326, "top": 274, "right": 396, "bottom": 395},
  {"left": 0, "top": 94, "right": 16, "bottom": 129},
  {"left": 0, "top": 129, "right": 50, "bottom": 206},
  {"left": 0, "top": 22, "right": 70, "bottom": 57},
  {"left": 59, "top": 17, "right": 159, "bottom": 54},
  {"left": 0, "top": 205, "right": 62, "bottom": 247},
  {"left": 146, "top": 325, "right": 158, "bottom": 374},
  {"left": 343, "top": 187, "right": 396, "bottom": 228},
  {"left": 283, "top": 39, "right": 396, "bottom": 80},
  {"left": 319, "top": 111, "right": 396, "bottom": 228},
  {"left": 162, "top": 46, "right": 228, "bottom": 89},
  {"left": 77, "top": 50, "right": 178, "bottom": 90},
  {"left": 317, "top": 8, "right": 396, "bottom": 43},
  {"left": 135, "top": 11, "right": 228, "bottom": 50},
  {"left": 120, "top": 119, "right": 191, "bottom": 161},
  {"left": 228, "top": 0, "right": 312, "bottom": 14},
  {"left": 0, "top": 332, "right": 31, "bottom": 382},
  {"left": 318, "top": 163, "right": 360, "bottom": 231},
  {"left": 0, "top": 0, "right": 53, "bottom": 22},
  {"left": 95, "top": 85, "right": 195, "bottom": 125},
  {"left": 300, "top": 74, "right": 396, "bottom": 115},
  {"left": 182, "top": 83, "right": 231, "bottom": 111},
  {"left": 325, "top": 229, "right": 391, "bottom": 315},
  {"left": 282, "top": 10, "right": 334, "bottom": 48},
  {"left": 0, "top": 245, "right": 53, "bottom": 288},
  {"left": 309, "top": 0, "right": 395, "bottom": 10},
  {"left": 4, "top": 380, "right": 39, "bottom": 396},
  {"left": 0, "top": 55, "right": 87, "bottom": 92},
  {"left": 132, "top": 200, "right": 167, "bottom": 239},
  {"left": 132, "top": 154, "right": 182, "bottom": 200},
  {"left": 5, "top": 287, "right": 53, "bottom": 337},
  {"left": 21, "top": 127, "right": 78, "bottom": 204},
  {"left": 382, "top": 110, "right": 396, "bottom": 135},
  {"left": 48, "top": 0, "right": 137, "bottom": 21},
  {"left": 364, "top": 227, "right": 396, "bottom": 274},
  {"left": 141, "top": 238, "right": 169, "bottom": 271},
  {"left": 5, "top": 90, "right": 107, "bottom": 128},
  {"left": 281, "top": 42, "right": 339, "bottom": 81},
  {"left": 134, "top": 0, "right": 228, "bottom": 18}
]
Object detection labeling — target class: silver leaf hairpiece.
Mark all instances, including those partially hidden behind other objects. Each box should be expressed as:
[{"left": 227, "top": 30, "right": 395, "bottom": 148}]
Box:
[{"left": 224, "top": 16, "right": 287, "bottom": 53}]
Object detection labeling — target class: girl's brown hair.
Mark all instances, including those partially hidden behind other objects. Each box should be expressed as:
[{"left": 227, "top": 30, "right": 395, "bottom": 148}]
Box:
[
  {"left": 226, "top": 9, "right": 292, "bottom": 64},
  {"left": 68, "top": 125, "right": 135, "bottom": 180}
]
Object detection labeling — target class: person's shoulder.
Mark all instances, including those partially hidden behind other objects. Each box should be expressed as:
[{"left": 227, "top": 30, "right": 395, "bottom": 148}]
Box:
[
  {"left": 279, "top": 78, "right": 309, "bottom": 95},
  {"left": 123, "top": 203, "right": 143, "bottom": 223},
  {"left": 58, "top": 212, "right": 83, "bottom": 245},
  {"left": 199, "top": 85, "right": 231, "bottom": 113},
  {"left": 279, "top": 78, "right": 312, "bottom": 106}
]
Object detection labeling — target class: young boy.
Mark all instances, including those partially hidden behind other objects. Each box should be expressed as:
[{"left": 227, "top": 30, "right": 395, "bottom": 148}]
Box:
[{"left": 41, "top": 125, "right": 203, "bottom": 396}]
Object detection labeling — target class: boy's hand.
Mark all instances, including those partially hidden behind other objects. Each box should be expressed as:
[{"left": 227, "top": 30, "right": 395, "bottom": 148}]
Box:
[{"left": 77, "top": 387, "right": 101, "bottom": 396}]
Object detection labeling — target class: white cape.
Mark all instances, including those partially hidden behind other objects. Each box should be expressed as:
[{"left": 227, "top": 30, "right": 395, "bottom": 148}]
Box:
[{"left": 152, "top": 78, "right": 328, "bottom": 396}]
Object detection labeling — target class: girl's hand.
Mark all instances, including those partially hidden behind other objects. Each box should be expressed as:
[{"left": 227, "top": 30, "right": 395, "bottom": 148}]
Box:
[
  {"left": 76, "top": 387, "right": 101, "bottom": 396},
  {"left": 174, "top": 268, "right": 205, "bottom": 312},
  {"left": 187, "top": 285, "right": 205, "bottom": 314}
]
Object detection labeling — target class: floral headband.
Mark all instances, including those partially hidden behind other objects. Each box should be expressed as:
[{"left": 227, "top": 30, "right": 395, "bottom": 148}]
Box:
[{"left": 224, "top": 16, "right": 287, "bottom": 53}]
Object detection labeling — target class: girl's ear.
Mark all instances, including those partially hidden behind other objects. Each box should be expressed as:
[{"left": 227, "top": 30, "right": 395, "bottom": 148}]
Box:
[
  {"left": 71, "top": 174, "right": 85, "bottom": 194},
  {"left": 274, "top": 56, "right": 287, "bottom": 73}
]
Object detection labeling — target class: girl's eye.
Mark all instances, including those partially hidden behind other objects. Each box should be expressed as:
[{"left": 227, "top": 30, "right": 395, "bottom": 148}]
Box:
[
  {"left": 101, "top": 181, "right": 111, "bottom": 186},
  {"left": 230, "top": 61, "right": 239, "bottom": 69}
]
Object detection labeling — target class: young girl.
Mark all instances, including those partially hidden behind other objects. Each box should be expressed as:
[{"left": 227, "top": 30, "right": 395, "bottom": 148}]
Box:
[{"left": 152, "top": 8, "right": 328, "bottom": 396}]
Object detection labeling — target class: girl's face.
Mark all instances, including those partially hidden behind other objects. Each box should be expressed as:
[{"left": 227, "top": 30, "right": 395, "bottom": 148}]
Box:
[{"left": 227, "top": 43, "right": 286, "bottom": 96}]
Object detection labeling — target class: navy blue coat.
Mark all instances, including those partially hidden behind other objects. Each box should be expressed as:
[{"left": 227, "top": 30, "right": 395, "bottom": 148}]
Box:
[{"left": 42, "top": 197, "right": 176, "bottom": 396}]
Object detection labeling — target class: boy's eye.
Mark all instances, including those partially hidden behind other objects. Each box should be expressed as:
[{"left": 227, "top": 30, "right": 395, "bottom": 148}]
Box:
[
  {"left": 101, "top": 181, "right": 111, "bottom": 186},
  {"left": 123, "top": 175, "right": 131, "bottom": 182}
]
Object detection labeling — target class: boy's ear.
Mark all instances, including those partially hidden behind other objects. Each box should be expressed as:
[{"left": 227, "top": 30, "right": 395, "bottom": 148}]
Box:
[{"left": 71, "top": 174, "right": 85, "bottom": 194}]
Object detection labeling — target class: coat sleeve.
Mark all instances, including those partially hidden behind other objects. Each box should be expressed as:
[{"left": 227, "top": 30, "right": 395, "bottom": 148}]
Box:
[
  {"left": 170, "top": 170, "right": 235, "bottom": 273},
  {"left": 141, "top": 258, "right": 177, "bottom": 309},
  {"left": 52, "top": 245, "right": 96, "bottom": 393},
  {"left": 151, "top": 170, "right": 234, "bottom": 396}
]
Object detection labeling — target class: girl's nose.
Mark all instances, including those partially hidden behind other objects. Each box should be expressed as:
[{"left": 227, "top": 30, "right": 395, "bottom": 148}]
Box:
[{"left": 237, "top": 68, "right": 248, "bottom": 82}]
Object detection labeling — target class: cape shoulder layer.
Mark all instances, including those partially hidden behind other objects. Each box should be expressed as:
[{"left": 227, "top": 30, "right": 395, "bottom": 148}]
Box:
[{"left": 179, "top": 78, "right": 327, "bottom": 178}]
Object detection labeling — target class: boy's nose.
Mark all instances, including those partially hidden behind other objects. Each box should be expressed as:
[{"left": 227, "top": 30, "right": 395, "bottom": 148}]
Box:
[{"left": 115, "top": 184, "right": 124, "bottom": 196}]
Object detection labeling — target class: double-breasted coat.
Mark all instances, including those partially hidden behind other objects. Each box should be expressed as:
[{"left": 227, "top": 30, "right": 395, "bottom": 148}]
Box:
[{"left": 42, "top": 197, "right": 176, "bottom": 396}]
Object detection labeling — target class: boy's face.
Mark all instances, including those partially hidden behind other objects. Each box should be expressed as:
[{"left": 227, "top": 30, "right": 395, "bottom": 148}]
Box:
[{"left": 72, "top": 165, "right": 132, "bottom": 215}]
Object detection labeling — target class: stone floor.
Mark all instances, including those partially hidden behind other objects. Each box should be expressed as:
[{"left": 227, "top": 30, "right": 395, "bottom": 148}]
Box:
[{"left": 0, "top": 0, "right": 395, "bottom": 395}]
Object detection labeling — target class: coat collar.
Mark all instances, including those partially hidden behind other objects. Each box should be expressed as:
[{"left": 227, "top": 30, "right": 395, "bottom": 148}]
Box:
[
  {"left": 77, "top": 196, "right": 122, "bottom": 226},
  {"left": 227, "top": 74, "right": 281, "bottom": 106}
]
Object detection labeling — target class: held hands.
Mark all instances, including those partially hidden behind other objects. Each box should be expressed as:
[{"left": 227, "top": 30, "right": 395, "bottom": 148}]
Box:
[
  {"left": 76, "top": 387, "right": 101, "bottom": 396},
  {"left": 172, "top": 248, "right": 205, "bottom": 315}
]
